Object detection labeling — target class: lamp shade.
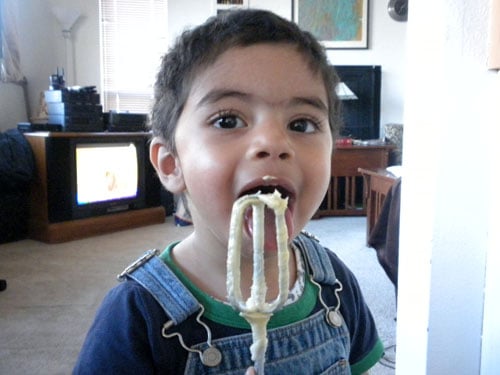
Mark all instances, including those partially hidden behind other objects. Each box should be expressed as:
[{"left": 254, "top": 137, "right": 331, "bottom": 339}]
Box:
[
  {"left": 52, "top": 6, "right": 81, "bottom": 32},
  {"left": 336, "top": 82, "right": 358, "bottom": 100}
]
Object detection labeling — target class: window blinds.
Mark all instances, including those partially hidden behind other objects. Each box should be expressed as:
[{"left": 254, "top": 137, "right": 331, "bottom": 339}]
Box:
[{"left": 100, "top": 0, "right": 168, "bottom": 113}]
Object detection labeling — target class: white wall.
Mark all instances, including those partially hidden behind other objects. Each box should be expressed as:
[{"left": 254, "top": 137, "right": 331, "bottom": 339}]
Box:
[
  {"left": 3, "top": 0, "right": 406, "bottom": 136},
  {"left": 167, "top": 0, "right": 213, "bottom": 48},
  {"left": 0, "top": 83, "right": 28, "bottom": 131},
  {"left": 0, "top": 0, "right": 55, "bottom": 128},
  {"left": 10, "top": 0, "right": 100, "bottom": 123},
  {"left": 167, "top": 0, "right": 292, "bottom": 46},
  {"left": 396, "top": 0, "right": 499, "bottom": 373}
]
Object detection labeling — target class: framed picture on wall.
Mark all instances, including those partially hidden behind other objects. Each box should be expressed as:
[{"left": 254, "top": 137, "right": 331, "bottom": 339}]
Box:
[{"left": 293, "top": 0, "right": 369, "bottom": 49}]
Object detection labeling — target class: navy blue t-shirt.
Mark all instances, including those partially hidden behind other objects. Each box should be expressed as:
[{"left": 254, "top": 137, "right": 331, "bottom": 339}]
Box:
[{"left": 73, "top": 243, "right": 382, "bottom": 374}]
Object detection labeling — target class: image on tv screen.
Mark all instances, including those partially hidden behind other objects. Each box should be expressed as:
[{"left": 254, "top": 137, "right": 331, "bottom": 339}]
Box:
[{"left": 75, "top": 142, "right": 138, "bottom": 205}]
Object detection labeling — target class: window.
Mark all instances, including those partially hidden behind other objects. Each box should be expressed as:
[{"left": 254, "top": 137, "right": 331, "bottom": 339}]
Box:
[{"left": 100, "top": 0, "right": 168, "bottom": 113}]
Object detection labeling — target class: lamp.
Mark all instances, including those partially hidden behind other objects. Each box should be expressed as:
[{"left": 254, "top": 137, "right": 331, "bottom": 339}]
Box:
[
  {"left": 52, "top": 6, "right": 81, "bottom": 86},
  {"left": 336, "top": 82, "right": 358, "bottom": 100}
]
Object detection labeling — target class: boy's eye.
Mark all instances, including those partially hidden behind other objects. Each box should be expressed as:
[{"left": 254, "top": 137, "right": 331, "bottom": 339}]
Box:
[
  {"left": 211, "top": 114, "right": 246, "bottom": 129},
  {"left": 289, "top": 118, "right": 318, "bottom": 133}
]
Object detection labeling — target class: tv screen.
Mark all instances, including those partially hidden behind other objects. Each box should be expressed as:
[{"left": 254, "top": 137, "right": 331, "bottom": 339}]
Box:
[
  {"left": 75, "top": 142, "right": 139, "bottom": 205},
  {"left": 44, "top": 133, "right": 161, "bottom": 223},
  {"left": 334, "top": 65, "right": 381, "bottom": 140}
]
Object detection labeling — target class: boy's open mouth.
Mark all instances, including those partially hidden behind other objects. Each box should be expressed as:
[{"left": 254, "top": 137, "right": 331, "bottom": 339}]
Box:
[{"left": 238, "top": 185, "right": 294, "bottom": 251}]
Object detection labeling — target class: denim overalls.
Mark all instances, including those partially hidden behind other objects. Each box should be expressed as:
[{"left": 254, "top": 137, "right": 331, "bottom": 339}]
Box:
[{"left": 121, "top": 234, "right": 351, "bottom": 374}]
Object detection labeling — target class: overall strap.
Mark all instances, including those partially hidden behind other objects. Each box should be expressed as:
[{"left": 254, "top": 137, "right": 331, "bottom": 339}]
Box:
[
  {"left": 293, "top": 233, "right": 337, "bottom": 286},
  {"left": 117, "top": 249, "right": 200, "bottom": 325}
]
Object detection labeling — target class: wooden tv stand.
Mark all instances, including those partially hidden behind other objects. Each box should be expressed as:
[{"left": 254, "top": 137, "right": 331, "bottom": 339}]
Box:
[
  {"left": 29, "top": 206, "right": 165, "bottom": 243},
  {"left": 25, "top": 132, "right": 165, "bottom": 243}
]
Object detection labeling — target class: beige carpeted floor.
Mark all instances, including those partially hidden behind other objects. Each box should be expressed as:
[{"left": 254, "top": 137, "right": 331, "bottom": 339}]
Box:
[{"left": 0, "top": 216, "right": 396, "bottom": 374}]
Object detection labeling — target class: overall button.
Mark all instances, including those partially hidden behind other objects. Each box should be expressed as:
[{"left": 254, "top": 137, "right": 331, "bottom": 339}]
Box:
[
  {"left": 327, "top": 310, "right": 344, "bottom": 327},
  {"left": 202, "top": 347, "right": 222, "bottom": 367}
]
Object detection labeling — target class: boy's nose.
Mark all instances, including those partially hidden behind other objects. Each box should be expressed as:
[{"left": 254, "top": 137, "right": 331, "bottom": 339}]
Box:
[{"left": 246, "top": 122, "right": 294, "bottom": 161}]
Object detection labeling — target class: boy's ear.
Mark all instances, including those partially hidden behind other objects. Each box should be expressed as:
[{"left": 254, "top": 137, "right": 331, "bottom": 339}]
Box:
[{"left": 149, "top": 137, "right": 186, "bottom": 194}]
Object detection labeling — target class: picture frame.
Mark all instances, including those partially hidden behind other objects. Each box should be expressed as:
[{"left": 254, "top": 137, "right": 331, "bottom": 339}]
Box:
[{"left": 293, "top": 0, "right": 369, "bottom": 49}]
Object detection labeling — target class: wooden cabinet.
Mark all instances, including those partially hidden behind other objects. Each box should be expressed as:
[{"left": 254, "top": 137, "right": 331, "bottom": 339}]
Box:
[{"left": 315, "top": 144, "right": 394, "bottom": 217}]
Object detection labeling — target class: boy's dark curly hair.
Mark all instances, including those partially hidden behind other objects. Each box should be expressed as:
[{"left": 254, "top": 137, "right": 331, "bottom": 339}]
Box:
[{"left": 150, "top": 9, "right": 341, "bottom": 153}]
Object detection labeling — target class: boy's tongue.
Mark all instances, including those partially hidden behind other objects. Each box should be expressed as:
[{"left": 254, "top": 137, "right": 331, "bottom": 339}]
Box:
[{"left": 244, "top": 206, "right": 293, "bottom": 251}]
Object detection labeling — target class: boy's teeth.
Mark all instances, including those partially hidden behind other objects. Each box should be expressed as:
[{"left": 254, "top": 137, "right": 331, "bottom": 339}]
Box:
[{"left": 241, "top": 186, "right": 288, "bottom": 198}]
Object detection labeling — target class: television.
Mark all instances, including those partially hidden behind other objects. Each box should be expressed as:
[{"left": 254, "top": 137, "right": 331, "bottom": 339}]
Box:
[
  {"left": 333, "top": 65, "right": 382, "bottom": 140},
  {"left": 43, "top": 133, "right": 160, "bottom": 222}
]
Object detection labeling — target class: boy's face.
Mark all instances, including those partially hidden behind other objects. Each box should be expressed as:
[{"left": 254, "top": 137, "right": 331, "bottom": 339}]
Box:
[{"left": 162, "top": 44, "right": 332, "bottom": 252}]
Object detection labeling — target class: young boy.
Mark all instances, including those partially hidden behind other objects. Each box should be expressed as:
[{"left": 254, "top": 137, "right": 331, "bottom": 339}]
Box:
[{"left": 74, "top": 9, "right": 383, "bottom": 374}]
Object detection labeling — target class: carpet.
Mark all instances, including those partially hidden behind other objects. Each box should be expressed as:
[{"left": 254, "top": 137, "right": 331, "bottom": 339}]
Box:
[{"left": 0, "top": 216, "right": 396, "bottom": 374}]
